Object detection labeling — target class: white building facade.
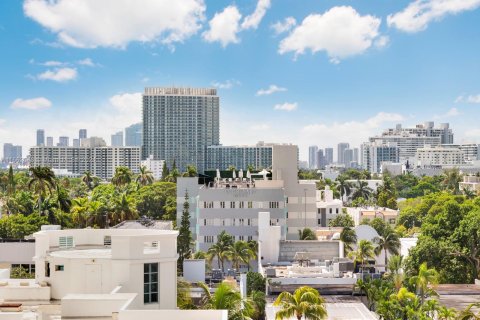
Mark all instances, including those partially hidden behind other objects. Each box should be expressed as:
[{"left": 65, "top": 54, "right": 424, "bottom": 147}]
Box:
[
  {"left": 415, "top": 145, "right": 465, "bottom": 167},
  {"left": 141, "top": 155, "right": 165, "bottom": 180}
]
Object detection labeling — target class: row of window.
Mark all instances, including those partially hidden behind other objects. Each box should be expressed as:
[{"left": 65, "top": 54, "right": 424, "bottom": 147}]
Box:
[
  {"left": 204, "top": 235, "right": 254, "bottom": 243},
  {"left": 202, "top": 201, "right": 282, "bottom": 209}
]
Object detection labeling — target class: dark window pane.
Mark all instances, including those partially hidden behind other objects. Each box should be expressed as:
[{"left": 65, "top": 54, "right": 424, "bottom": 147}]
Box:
[
  {"left": 151, "top": 263, "right": 158, "bottom": 272},
  {"left": 151, "top": 293, "right": 158, "bottom": 303}
]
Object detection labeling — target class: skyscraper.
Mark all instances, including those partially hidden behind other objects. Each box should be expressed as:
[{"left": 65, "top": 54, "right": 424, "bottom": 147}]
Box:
[
  {"left": 344, "top": 148, "right": 354, "bottom": 168},
  {"left": 125, "top": 123, "right": 142, "bottom": 146},
  {"left": 46, "top": 137, "right": 54, "bottom": 147},
  {"left": 58, "top": 136, "right": 69, "bottom": 147},
  {"left": 308, "top": 146, "right": 318, "bottom": 169},
  {"left": 316, "top": 149, "right": 326, "bottom": 169},
  {"left": 36, "top": 129, "right": 45, "bottom": 146},
  {"left": 337, "top": 142, "right": 349, "bottom": 165},
  {"left": 79, "top": 129, "right": 87, "bottom": 139},
  {"left": 324, "top": 148, "right": 334, "bottom": 165},
  {"left": 142, "top": 87, "right": 220, "bottom": 172},
  {"left": 111, "top": 131, "right": 124, "bottom": 147},
  {"left": 3, "top": 143, "right": 22, "bottom": 161},
  {"left": 73, "top": 139, "right": 80, "bottom": 147}
]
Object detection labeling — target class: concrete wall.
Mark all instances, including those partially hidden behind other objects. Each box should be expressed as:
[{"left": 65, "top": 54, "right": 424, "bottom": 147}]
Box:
[
  {"left": 0, "top": 281, "right": 50, "bottom": 301},
  {"left": 258, "top": 212, "right": 281, "bottom": 265},
  {"left": 62, "top": 293, "right": 136, "bottom": 317},
  {"left": 0, "top": 242, "right": 35, "bottom": 265},
  {"left": 279, "top": 241, "right": 341, "bottom": 262},
  {"left": 183, "top": 259, "right": 205, "bottom": 282},
  {"left": 119, "top": 310, "right": 228, "bottom": 320}
]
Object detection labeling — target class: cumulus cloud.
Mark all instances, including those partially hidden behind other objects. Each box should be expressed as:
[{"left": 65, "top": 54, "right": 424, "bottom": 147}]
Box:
[
  {"left": 109, "top": 92, "right": 142, "bottom": 118},
  {"left": 10, "top": 97, "right": 52, "bottom": 110},
  {"left": 77, "top": 58, "right": 96, "bottom": 67},
  {"left": 278, "top": 6, "right": 383, "bottom": 62},
  {"left": 455, "top": 94, "right": 480, "bottom": 104},
  {"left": 211, "top": 79, "right": 240, "bottom": 89},
  {"left": 23, "top": 0, "right": 206, "bottom": 48},
  {"left": 37, "top": 67, "right": 77, "bottom": 82},
  {"left": 256, "top": 85, "right": 287, "bottom": 96},
  {"left": 387, "top": 0, "right": 480, "bottom": 33},
  {"left": 434, "top": 107, "right": 461, "bottom": 119},
  {"left": 241, "top": 0, "right": 271, "bottom": 30},
  {"left": 203, "top": 5, "right": 242, "bottom": 47},
  {"left": 271, "top": 17, "right": 297, "bottom": 35},
  {"left": 274, "top": 102, "right": 298, "bottom": 111}
]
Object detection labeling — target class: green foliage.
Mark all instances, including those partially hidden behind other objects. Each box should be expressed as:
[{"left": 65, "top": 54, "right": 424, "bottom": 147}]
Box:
[
  {"left": 273, "top": 286, "right": 327, "bottom": 320},
  {"left": 0, "top": 214, "right": 48, "bottom": 238},
  {"left": 329, "top": 213, "right": 354, "bottom": 228},
  {"left": 199, "top": 282, "right": 254, "bottom": 320},
  {"left": 246, "top": 271, "right": 266, "bottom": 295},
  {"left": 298, "top": 169, "right": 321, "bottom": 180},
  {"left": 178, "top": 191, "right": 193, "bottom": 271},
  {"left": 298, "top": 228, "right": 316, "bottom": 240},
  {"left": 131, "top": 182, "right": 176, "bottom": 220},
  {"left": 10, "top": 266, "right": 35, "bottom": 279}
]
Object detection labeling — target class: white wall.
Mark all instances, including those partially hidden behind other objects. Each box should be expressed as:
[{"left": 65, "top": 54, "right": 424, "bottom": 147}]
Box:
[
  {"left": 258, "top": 212, "right": 281, "bottom": 265},
  {"left": 0, "top": 242, "right": 35, "bottom": 264},
  {"left": 119, "top": 310, "right": 228, "bottom": 320}
]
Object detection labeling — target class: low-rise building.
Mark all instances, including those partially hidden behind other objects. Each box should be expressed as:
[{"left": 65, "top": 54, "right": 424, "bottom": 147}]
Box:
[
  {"left": 346, "top": 206, "right": 399, "bottom": 227},
  {"left": 459, "top": 175, "right": 480, "bottom": 193},
  {"left": 415, "top": 145, "right": 465, "bottom": 167},
  {"left": 316, "top": 186, "right": 343, "bottom": 227}
]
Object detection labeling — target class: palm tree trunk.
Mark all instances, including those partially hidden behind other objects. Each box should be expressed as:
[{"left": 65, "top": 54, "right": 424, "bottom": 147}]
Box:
[{"left": 384, "top": 248, "right": 388, "bottom": 272}]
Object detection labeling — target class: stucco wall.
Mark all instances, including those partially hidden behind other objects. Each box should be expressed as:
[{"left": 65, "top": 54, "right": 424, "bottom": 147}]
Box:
[{"left": 279, "top": 241, "right": 341, "bottom": 262}]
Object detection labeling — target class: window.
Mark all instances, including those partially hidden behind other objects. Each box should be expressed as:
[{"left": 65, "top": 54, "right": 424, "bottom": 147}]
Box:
[
  {"left": 230, "top": 202, "right": 236, "bottom": 208},
  {"left": 239, "top": 218, "right": 245, "bottom": 226},
  {"left": 247, "top": 236, "right": 253, "bottom": 241},
  {"left": 59, "top": 236, "right": 74, "bottom": 249},
  {"left": 269, "top": 202, "right": 279, "bottom": 209},
  {"left": 144, "top": 263, "right": 158, "bottom": 304},
  {"left": 318, "top": 219, "right": 321, "bottom": 225},
  {"left": 329, "top": 208, "right": 333, "bottom": 214},
  {"left": 205, "top": 236, "right": 214, "bottom": 243},
  {"left": 239, "top": 201, "right": 244, "bottom": 209},
  {"left": 247, "top": 219, "right": 251, "bottom": 226},
  {"left": 389, "top": 218, "right": 396, "bottom": 224},
  {"left": 104, "top": 236, "right": 111, "bottom": 246},
  {"left": 248, "top": 201, "right": 253, "bottom": 209},
  {"left": 45, "top": 262, "right": 50, "bottom": 277},
  {"left": 336, "top": 208, "right": 339, "bottom": 214},
  {"left": 220, "top": 201, "right": 225, "bottom": 208},
  {"left": 55, "top": 265, "right": 64, "bottom": 271},
  {"left": 238, "top": 235, "right": 244, "bottom": 241}
]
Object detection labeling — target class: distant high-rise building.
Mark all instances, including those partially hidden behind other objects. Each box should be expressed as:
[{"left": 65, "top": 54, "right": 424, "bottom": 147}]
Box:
[
  {"left": 79, "top": 129, "right": 87, "bottom": 139},
  {"left": 73, "top": 139, "right": 80, "bottom": 147},
  {"left": 206, "top": 142, "right": 274, "bottom": 171},
  {"left": 353, "top": 148, "right": 359, "bottom": 164},
  {"left": 324, "top": 148, "right": 334, "bottom": 165},
  {"left": 344, "top": 148, "right": 354, "bottom": 168},
  {"left": 362, "top": 142, "right": 400, "bottom": 174},
  {"left": 3, "top": 143, "right": 22, "bottom": 161},
  {"left": 125, "top": 123, "right": 142, "bottom": 146},
  {"left": 142, "top": 87, "right": 220, "bottom": 172},
  {"left": 337, "top": 143, "right": 349, "bottom": 164},
  {"left": 111, "top": 131, "right": 124, "bottom": 147},
  {"left": 308, "top": 146, "right": 318, "bottom": 169},
  {"left": 36, "top": 129, "right": 45, "bottom": 146},
  {"left": 383, "top": 122, "right": 454, "bottom": 144},
  {"left": 58, "top": 136, "right": 69, "bottom": 147},
  {"left": 316, "top": 149, "right": 326, "bottom": 169},
  {"left": 46, "top": 137, "right": 54, "bottom": 147}
]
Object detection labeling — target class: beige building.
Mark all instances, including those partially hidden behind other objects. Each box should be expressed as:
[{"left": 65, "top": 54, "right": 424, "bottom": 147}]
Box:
[
  {"left": 460, "top": 175, "right": 480, "bottom": 193},
  {"left": 415, "top": 145, "right": 465, "bottom": 167},
  {"left": 347, "top": 206, "right": 399, "bottom": 227}
]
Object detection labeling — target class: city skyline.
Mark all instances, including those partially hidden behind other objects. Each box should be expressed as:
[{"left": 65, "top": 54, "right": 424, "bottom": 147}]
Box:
[{"left": 1, "top": 0, "right": 480, "bottom": 160}]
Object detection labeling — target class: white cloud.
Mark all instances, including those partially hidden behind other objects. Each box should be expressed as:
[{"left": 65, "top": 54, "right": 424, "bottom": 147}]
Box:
[
  {"left": 42, "top": 60, "right": 66, "bottom": 66},
  {"left": 434, "top": 107, "right": 461, "bottom": 119},
  {"left": 23, "top": 0, "right": 206, "bottom": 49},
  {"left": 374, "top": 35, "right": 390, "bottom": 48},
  {"left": 274, "top": 102, "right": 298, "bottom": 111},
  {"left": 37, "top": 67, "right": 77, "bottom": 82},
  {"left": 456, "top": 94, "right": 480, "bottom": 104},
  {"left": 10, "top": 97, "right": 52, "bottom": 110},
  {"left": 212, "top": 79, "right": 240, "bottom": 89},
  {"left": 271, "top": 17, "right": 296, "bottom": 35},
  {"left": 387, "top": 0, "right": 480, "bottom": 33},
  {"left": 109, "top": 92, "right": 142, "bottom": 119},
  {"left": 241, "top": 0, "right": 271, "bottom": 30},
  {"left": 77, "top": 58, "right": 95, "bottom": 67},
  {"left": 256, "top": 84, "right": 287, "bottom": 96},
  {"left": 203, "top": 6, "right": 242, "bottom": 47},
  {"left": 278, "top": 6, "right": 383, "bottom": 62},
  {"left": 250, "top": 123, "right": 270, "bottom": 131}
]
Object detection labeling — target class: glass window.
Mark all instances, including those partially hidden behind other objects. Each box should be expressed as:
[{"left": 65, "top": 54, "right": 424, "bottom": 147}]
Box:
[
  {"left": 144, "top": 263, "right": 159, "bottom": 303},
  {"left": 55, "top": 265, "right": 64, "bottom": 271}
]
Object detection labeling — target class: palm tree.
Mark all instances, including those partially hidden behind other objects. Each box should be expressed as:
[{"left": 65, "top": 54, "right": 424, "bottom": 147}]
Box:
[
  {"left": 89, "top": 200, "right": 108, "bottom": 228},
  {"left": 274, "top": 286, "right": 327, "bottom": 320},
  {"left": 462, "top": 187, "right": 477, "bottom": 200},
  {"left": 71, "top": 197, "right": 89, "bottom": 228},
  {"left": 374, "top": 228, "right": 401, "bottom": 271},
  {"left": 457, "top": 302, "right": 480, "bottom": 320},
  {"left": 182, "top": 165, "right": 198, "bottom": 177},
  {"left": 409, "top": 262, "right": 438, "bottom": 305},
  {"left": 387, "top": 255, "right": 404, "bottom": 292},
  {"left": 56, "top": 185, "right": 72, "bottom": 213},
  {"left": 207, "top": 231, "right": 234, "bottom": 272},
  {"left": 348, "top": 239, "right": 375, "bottom": 273},
  {"left": 82, "top": 171, "right": 94, "bottom": 190},
  {"left": 192, "top": 251, "right": 207, "bottom": 259},
  {"left": 340, "top": 227, "right": 357, "bottom": 255},
  {"left": 28, "top": 166, "right": 56, "bottom": 216},
  {"left": 225, "top": 241, "right": 254, "bottom": 271},
  {"left": 199, "top": 282, "right": 254, "bottom": 320},
  {"left": 247, "top": 240, "right": 258, "bottom": 270},
  {"left": 336, "top": 176, "right": 352, "bottom": 203},
  {"left": 352, "top": 180, "right": 373, "bottom": 200},
  {"left": 111, "top": 193, "right": 138, "bottom": 225},
  {"left": 436, "top": 305, "right": 457, "bottom": 320},
  {"left": 249, "top": 290, "right": 266, "bottom": 320},
  {"left": 442, "top": 168, "right": 462, "bottom": 195},
  {"left": 298, "top": 228, "right": 317, "bottom": 240},
  {"left": 111, "top": 166, "right": 133, "bottom": 187},
  {"left": 136, "top": 165, "right": 154, "bottom": 186}
]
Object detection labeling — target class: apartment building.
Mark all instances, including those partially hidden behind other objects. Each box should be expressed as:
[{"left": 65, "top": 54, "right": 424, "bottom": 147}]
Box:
[
  {"left": 206, "top": 141, "right": 273, "bottom": 171},
  {"left": 361, "top": 142, "right": 400, "bottom": 174},
  {"left": 29, "top": 146, "right": 141, "bottom": 180},
  {"left": 415, "top": 145, "right": 465, "bottom": 167}
]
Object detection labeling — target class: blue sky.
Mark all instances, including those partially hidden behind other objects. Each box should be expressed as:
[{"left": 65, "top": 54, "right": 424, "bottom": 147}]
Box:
[{"left": 1, "top": 0, "right": 480, "bottom": 160}]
